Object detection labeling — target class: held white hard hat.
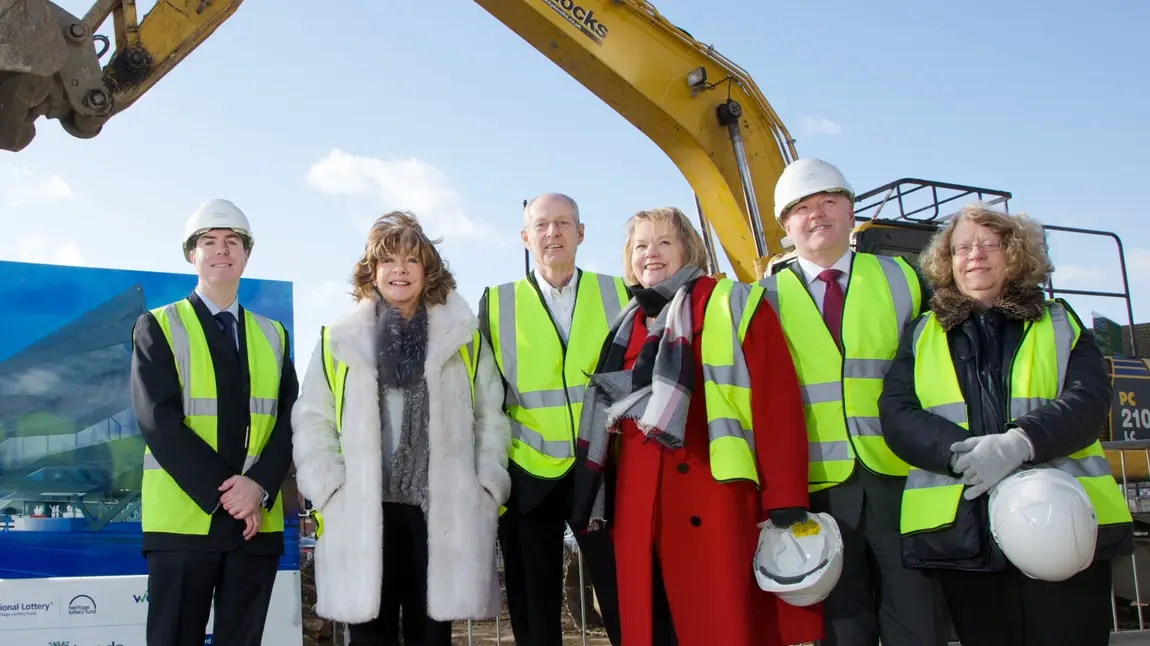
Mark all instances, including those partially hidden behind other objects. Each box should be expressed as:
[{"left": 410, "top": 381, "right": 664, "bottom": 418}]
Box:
[
  {"left": 182, "top": 198, "right": 254, "bottom": 258},
  {"left": 988, "top": 467, "right": 1098, "bottom": 582},
  {"left": 773, "top": 158, "right": 855, "bottom": 223},
  {"left": 753, "top": 511, "right": 844, "bottom": 607}
]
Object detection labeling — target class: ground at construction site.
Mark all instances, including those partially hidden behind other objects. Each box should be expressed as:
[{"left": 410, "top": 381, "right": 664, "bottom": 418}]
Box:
[
  {"left": 302, "top": 558, "right": 613, "bottom": 646},
  {"left": 300, "top": 531, "right": 1150, "bottom": 646}
]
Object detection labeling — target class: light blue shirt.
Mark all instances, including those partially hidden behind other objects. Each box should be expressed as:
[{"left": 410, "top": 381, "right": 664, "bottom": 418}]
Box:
[{"left": 195, "top": 286, "right": 241, "bottom": 350}]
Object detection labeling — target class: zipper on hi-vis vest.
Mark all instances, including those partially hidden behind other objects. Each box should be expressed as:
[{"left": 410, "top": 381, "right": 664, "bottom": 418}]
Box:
[
  {"left": 1003, "top": 321, "right": 1032, "bottom": 422},
  {"left": 532, "top": 279, "right": 576, "bottom": 443}
]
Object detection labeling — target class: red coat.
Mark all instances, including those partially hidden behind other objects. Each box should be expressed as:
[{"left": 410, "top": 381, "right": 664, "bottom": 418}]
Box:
[{"left": 609, "top": 276, "right": 822, "bottom": 646}]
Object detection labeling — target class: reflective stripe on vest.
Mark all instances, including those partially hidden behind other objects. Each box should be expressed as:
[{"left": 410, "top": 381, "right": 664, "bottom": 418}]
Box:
[
  {"left": 141, "top": 299, "right": 286, "bottom": 535},
  {"left": 900, "top": 301, "right": 1132, "bottom": 536},
  {"left": 699, "top": 279, "right": 766, "bottom": 486},
  {"left": 321, "top": 328, "right": 481, "bottom": 434},
  {"left": 486, "top": 272, "right": 628, "bottom": 479},
  {"left": 760, "top": 253, "right": 921, "bottom": 490},
  {"left": 312, "top": 327, "right": 482, "bottom": 536}
]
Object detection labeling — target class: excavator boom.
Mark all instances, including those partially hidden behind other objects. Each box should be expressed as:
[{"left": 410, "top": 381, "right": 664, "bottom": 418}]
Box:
[
  {"left": 472, "top": 0, "right": 797, "bottom": 280},
  {"left": 0, "top": 0, "right": 797, "bottom": 281},
  {"left": 83, "top": 0, "right": 244, "bottom": 115}
]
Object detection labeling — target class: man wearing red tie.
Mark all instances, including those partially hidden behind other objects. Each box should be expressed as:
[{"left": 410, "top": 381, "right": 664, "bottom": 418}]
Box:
[{"left": 757, "top": 159, "right": 945, "bottom": 646}]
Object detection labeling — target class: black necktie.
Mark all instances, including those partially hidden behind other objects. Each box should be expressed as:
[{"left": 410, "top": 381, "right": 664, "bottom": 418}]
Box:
[{"left": 215, "top": 311, "right": 239, "bottom": 355}]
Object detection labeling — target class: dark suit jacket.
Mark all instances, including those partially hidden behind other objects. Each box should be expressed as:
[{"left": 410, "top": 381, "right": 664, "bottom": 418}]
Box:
[{"left": 131, "top": 292, "right": 298, "bottom": 554}]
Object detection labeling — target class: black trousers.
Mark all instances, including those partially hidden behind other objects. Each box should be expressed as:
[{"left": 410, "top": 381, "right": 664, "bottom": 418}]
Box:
[
  {"left": 348, "top": 503, "right": 452, "bottom": 646},
  {"left": 817, "top": 482, "right": 948, "bottom": 646},
  {"left": 937, "top": 558, "right": 1113, "bottom": 646},
  {"left": 145, "top": 548, "right": 279, "bottom": 646},
  {"left": 498, "top": 475, "right": 622, "bottom": 646}
]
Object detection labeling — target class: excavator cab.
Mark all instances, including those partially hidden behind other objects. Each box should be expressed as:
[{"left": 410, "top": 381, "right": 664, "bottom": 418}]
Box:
[{"left": 849, "top": 177, "right": 1013, "bottom": 264}]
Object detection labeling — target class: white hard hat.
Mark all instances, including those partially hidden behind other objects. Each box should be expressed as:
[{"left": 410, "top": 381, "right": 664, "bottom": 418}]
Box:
[
  {"left": 773, "top": 158, "right": 854, "bottom": 222},
  {"left": 753, "top": 511, "right": 844, "bottom": 607},
  {"left": 988, "top": 467, "right": 1098, "bottom": 582},
  {"left": 182, "top": 198, "right": 254, "bottom": 258}
]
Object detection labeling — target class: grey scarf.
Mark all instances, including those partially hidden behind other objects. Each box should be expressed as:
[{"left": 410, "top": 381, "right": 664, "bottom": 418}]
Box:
[{"left": 374, "top": 296, "right": 431, "bottom": 513}]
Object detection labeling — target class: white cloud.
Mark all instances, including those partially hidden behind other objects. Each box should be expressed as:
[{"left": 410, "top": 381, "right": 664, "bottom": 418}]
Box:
[
  {"left": 2, "top": 166, "right": 76, "bottom": 207},
  {"left": 304, "top": 149, "right": 500, "bottom": 243},
  {"left": 800, "top": 116, "right": 844, "bottom": 136},
  {"left": 8, "top": 235, "right": 87, "bottom": 266}
]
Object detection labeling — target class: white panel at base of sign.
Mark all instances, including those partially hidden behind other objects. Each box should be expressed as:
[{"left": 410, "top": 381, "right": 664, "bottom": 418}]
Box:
[{"left": 0, "top": 569, "right": 302, "bottom": 646}]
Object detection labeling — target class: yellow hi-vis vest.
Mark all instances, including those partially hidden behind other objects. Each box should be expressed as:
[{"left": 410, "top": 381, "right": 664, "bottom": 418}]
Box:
[
  {"left": 759, "top": 253, "right": 922, "bottom": 491},
  {"left": 310, "top": 327, "right": 482, "bottom": 538},
  {"left": 900, "top": 300, "right": 1132, "bottom": 536},
  {"left": 484, "top": 271, "right": 629, "bottom": 479},
  {"left": 141, "top": 299, "right": 287, "bottom": 535},
  {"left": 699, "top": 278, "right": 768, "bottom": 485}
]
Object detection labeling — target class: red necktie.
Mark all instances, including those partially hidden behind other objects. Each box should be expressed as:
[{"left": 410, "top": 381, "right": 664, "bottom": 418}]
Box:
[{"left": 818, "top": 268, "right": 844, "bottom": 349}]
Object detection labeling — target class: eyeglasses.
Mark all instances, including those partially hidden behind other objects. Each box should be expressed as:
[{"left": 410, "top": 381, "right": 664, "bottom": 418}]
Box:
[{"left": 951, "top": 239, "right": 1003, "bottom": 256}]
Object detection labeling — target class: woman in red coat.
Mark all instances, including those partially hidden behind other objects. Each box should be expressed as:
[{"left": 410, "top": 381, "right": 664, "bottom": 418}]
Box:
[{"left": 570, "top": 206, "right": 823, "bottom": 646}]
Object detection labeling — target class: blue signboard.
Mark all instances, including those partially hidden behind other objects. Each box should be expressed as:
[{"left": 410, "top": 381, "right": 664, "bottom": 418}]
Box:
[{"left": 0, "top": 260, "right": 301, "bottom": 645}]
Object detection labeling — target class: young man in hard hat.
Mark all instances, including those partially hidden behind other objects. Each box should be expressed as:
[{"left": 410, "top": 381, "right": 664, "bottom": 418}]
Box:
[
  {"left": 758, "top": 159, "right": 946, "bottom": 646},
  {"left": 130, "top": 198, "right": 298, "bottom": 646}
]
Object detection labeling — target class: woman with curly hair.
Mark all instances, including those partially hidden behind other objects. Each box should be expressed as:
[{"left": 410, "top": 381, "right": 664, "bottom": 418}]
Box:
[
  {"left": 291, "top": 211, "right": 511, "bottom": 646},
  {"left": 877, "top": 204, "right": 1133, "bottom": 645}
]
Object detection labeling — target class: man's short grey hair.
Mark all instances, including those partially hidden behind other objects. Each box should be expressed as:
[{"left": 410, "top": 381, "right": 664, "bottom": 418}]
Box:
[{"left": 523, "top": 192, "right": 580, "bottom": 226}]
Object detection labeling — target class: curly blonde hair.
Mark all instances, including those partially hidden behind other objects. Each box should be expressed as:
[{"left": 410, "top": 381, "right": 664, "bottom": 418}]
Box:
[
  {"left": 351, "top": 211, "right": 457, "bottom": 305},
  {"left": 919, "top": 204, "right": 1054, "bottom": 290},
  {"left": 621, "top": 206, "right": 709, "bottom": 285}
]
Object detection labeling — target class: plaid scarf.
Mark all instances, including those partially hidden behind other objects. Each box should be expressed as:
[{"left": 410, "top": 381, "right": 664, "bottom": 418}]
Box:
[{"left": 571, "top": 266, "right": 704, "bottom": 531}]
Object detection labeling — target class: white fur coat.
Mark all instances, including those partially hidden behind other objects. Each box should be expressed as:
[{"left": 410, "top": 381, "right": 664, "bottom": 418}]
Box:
[{"left": 291, "top": 290, "right": 511, "bottom": 623}]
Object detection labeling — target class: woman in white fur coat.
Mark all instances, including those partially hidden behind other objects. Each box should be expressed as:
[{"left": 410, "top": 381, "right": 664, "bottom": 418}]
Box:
[{"left": 291, "top": 211, "right": 511, "bottom": 646}]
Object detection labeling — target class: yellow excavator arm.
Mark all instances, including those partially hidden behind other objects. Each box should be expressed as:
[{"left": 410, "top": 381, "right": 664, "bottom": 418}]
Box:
[
  {"left": 82, "top": 0, "right": 243, "bottom": 114},
  {"left": 0, "top": 0, "right": 797, "bottom": 281},
  {"left": 0, "top": 0, "right": 241, "bottom": 148}
]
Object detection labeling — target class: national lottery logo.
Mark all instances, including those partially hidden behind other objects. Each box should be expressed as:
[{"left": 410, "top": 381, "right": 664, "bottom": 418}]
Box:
[{"left": 0, "top": 600, "right": 53, "bottom": 617}]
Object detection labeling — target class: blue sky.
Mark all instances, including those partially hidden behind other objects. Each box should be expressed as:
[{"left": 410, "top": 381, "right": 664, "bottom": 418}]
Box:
[{"left": 3, "top": 0, "right": 1148, "bottom": 373}]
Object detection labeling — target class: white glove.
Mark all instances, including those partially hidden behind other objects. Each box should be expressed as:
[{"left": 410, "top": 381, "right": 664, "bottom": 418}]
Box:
[{"left": 950, "top": 428, "right": 1033, "bottom": 500}]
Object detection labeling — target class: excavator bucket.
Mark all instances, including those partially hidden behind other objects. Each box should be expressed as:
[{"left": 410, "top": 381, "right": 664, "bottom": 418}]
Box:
[
  {"left": 0, "top": 0, "right": 68, "bottom": 75},
  {"left": 0, "top": 0, "right": 111, "bottom": 152}
]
